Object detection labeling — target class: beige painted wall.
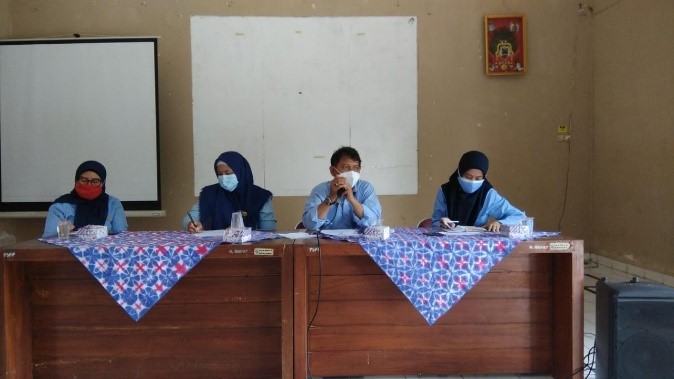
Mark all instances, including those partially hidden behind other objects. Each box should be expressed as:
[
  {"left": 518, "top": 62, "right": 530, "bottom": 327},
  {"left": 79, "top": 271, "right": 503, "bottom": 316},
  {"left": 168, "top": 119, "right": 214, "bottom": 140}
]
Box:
[
  {"left": 2, "top": 2, "right": 599, "bottom": 264},
  {"left": 593, "top": 0, "right": 674, "bottom": 276},
  {"left": 0, "top": 1, "right": 8, "bottom": 38}
]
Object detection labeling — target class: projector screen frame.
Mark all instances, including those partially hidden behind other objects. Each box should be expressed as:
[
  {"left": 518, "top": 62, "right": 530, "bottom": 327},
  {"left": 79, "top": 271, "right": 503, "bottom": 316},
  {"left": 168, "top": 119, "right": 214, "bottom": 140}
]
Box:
[{"left": 0, "top": 37, "right": 162, "bottom": 214}]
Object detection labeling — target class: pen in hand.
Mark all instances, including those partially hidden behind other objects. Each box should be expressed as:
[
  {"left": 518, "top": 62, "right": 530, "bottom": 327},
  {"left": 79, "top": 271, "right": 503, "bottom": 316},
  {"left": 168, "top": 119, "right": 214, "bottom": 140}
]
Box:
[
  {"left": 187, "top": 212, "right": 201, "bottom": 233},
  {"left": 440, "top": 217, "right": 459, "bottom": 229}
]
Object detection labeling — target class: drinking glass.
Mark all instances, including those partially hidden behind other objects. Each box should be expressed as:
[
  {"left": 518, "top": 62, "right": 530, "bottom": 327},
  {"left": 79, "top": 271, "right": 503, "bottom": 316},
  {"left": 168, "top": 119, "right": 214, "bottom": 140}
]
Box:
[
  {"left": 57, "top": 220, "right": 70, "bottom": 239},
  {"left": 231, "top": 212, "right": 244, "bottom": 229},
  {"left": 521, "top": 217, "right": 534, "bottom": 238}
]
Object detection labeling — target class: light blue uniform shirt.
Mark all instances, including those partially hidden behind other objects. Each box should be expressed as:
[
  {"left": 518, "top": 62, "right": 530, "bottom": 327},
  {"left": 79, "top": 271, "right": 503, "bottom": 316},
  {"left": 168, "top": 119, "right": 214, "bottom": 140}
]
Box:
[
  {"left": 42, "top": 196, "right": 128, "bottom": 238},
  {"left": 302, "top": 180, "right": 382, "bottom": 230},
  {"left": 182, "top": 197, "right": 277, "bottom": 231},
  {"left": 431, "top": 187, "right": 525, "bottom": 227}
]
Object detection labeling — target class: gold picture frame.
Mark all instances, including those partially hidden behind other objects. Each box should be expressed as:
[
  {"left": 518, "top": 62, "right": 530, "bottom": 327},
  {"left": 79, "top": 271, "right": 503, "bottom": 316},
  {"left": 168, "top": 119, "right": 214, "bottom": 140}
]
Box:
[{"left": 484, "top": 15, "right": 526, "bottom": 76}]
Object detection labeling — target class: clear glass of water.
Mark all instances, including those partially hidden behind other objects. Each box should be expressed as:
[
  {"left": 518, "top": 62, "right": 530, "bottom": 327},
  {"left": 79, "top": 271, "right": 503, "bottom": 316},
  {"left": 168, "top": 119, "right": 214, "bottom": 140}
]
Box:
[
  {"left": 57, "top": 220, "right": 70, "bottom": 238},
  {"left": 521, "top": 217, "right": 534, "bottom": 238},
  {"left": 231, "top": 212, "right": 244, "bottom": 229}
]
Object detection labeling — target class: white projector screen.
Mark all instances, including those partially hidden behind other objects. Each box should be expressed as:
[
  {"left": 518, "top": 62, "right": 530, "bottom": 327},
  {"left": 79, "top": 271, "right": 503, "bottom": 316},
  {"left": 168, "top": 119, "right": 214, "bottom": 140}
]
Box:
[
  {"left": 191, "top": 16, "right": 418, "bottom": 197},
  {"left": 0, "top": 38, "right": 161, "bottom": 212}
]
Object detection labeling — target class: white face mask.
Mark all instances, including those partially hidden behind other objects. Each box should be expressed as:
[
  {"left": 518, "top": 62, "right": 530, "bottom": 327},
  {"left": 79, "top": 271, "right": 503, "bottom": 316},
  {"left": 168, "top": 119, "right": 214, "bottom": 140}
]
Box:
[
  {"left": 338, "top": 170, "right": 360, "bottom": 188},
  {"left": 458, "top": 175, "right": 484, "bottom": 194},
  {"left": 217, "top": 174, "right": 239, "bottom": 192}
]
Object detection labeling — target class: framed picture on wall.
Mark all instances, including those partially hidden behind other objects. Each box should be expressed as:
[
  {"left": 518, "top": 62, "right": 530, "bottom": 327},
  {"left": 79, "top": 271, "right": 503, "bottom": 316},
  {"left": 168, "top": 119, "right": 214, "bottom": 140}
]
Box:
[{"left": 484, "top": 15, "right": 526, "bottom": 76}]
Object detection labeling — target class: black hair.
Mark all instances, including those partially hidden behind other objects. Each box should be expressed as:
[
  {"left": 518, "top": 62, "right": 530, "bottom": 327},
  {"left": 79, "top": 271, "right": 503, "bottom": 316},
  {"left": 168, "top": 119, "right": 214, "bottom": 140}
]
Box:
[{"left": 330, "top": 146, "right": 362, "bottom": 167}]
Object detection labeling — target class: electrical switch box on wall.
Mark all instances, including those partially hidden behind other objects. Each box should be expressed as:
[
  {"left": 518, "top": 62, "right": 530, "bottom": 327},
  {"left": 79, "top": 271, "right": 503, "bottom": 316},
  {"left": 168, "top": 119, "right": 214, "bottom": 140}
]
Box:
[{"left": 556, "top": 125, "right": 571, "bottom": 142}]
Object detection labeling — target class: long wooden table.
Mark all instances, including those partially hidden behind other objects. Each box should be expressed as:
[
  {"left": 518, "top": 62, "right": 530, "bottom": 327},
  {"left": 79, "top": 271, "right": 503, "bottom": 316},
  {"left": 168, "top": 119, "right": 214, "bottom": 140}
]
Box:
[
  {"left": 293, "top": 237, "right": 584, "bottom": 379},
  {"left": 3, "top": 236, "right": 583, "bottom": 379},
  {"left": 1, "top": 239, "right": 293, "bottom": 379}
]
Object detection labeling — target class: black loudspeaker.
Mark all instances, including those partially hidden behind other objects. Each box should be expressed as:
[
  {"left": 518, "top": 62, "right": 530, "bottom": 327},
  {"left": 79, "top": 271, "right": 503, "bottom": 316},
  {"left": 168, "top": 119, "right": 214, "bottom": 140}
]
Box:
[{"left": 596, "top": 277, "right": 674, "bottom": 379}]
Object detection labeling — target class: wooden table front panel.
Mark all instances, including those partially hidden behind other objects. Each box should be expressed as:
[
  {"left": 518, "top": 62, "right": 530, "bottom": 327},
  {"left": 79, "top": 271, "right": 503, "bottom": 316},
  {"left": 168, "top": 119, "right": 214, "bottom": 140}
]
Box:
[
  {"left": 2, "top": 241, "right": 292, "bottom": 379},
  {"left": 294, "top": 239, "right": 584, "bottom": 378}
]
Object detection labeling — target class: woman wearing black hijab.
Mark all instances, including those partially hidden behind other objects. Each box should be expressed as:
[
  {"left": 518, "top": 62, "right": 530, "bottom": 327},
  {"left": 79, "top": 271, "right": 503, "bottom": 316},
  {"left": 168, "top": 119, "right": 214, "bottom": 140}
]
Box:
[
  {"left": 182, "top": 151, "right": 276, "bottom": 232},
  {"left": 42, "top": 160, "right": 128, "bottom": 237},
  {"left": 430, "top": 151, "right": 525, "bottom": 232}
]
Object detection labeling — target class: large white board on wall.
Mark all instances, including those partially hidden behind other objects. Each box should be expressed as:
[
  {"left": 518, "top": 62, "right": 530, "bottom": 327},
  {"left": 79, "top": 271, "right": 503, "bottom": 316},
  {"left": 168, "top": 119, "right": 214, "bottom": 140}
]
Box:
[{"left": 191, "top": 16, "right": 417, "bottom": 197}]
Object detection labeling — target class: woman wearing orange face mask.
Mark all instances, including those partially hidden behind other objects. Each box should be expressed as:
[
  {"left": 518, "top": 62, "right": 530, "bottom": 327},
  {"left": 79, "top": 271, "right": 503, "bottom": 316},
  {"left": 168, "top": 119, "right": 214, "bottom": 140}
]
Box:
[{"left": 42, "top": 160, "right": 128, "bottom": 237}]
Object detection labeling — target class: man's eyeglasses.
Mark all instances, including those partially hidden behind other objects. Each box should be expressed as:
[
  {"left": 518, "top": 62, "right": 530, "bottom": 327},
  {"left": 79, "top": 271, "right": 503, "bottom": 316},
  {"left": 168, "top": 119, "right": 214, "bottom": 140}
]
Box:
[{"left": 77, "top": 177, "right": 103, "bottom": 186}]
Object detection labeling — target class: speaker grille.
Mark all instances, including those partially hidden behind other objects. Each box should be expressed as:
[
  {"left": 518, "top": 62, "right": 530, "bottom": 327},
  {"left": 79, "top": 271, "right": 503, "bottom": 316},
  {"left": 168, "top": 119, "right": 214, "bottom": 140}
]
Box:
[
  {"left": 596, "top": 280, "right": 674, "bottom": 379},
  {"left": 617, "top": 332, "right": 673, "bottom": 378}
]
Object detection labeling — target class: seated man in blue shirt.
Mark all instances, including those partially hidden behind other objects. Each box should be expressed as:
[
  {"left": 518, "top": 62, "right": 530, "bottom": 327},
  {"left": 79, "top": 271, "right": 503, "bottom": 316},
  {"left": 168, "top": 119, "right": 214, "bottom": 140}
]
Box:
[{"left": 302, "top": 146, "right": 382, "bottom": 230}]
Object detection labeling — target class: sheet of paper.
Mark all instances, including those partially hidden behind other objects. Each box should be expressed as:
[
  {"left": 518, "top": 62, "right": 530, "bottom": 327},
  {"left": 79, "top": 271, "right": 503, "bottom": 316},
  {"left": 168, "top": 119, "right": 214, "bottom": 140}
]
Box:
[
  {"left": 278, "top": 232, "right": 317, "bottom": 239},
  {"left": 320, "top": 229, "right": 361, "bottom": 238},
  {"left": 439, "top": 226, "right": 488, "bottom": 236},
  {"left": 194, "top": 229, "right": 225, "bottom": 238}
]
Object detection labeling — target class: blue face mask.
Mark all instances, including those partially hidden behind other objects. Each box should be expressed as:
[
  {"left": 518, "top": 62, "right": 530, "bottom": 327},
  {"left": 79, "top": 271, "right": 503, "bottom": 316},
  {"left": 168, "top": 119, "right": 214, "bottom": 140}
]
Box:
[
  {"left": 218, "top": 174, "right": 238, "bottom": 192},
  {"left": 458, "top": 175, "right": 484, "bottom": 194}
]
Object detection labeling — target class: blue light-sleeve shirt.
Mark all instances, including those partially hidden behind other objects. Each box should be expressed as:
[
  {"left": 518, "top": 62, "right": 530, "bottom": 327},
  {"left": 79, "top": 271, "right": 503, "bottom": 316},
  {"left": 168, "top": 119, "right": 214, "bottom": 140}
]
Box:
[
  {"left": 431, "top": 187, "right": 525, "bottom": 227},
  {"left": 42, "top": 196, "right": 128, "bottom": 238},
  {"left": 182, "top": 197, "right": 277, "bottom": 231},
  {"left": 302, "top": 180, "right": 382, "bottom": 230}
]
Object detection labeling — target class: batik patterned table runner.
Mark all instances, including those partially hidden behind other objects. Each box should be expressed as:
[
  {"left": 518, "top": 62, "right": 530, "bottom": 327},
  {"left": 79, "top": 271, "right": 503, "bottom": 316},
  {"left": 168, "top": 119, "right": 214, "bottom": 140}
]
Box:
[
  {"left": 41, "top": 230, "right": 279, "bottom": 321},
  {"left": 322, "top": 227, "right": 524, "bottom": 325}
]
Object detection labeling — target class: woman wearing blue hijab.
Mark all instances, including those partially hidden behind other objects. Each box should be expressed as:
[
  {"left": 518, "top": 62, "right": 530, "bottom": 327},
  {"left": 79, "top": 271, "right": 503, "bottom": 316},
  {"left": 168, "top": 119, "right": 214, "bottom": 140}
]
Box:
[
  {"left": 430, "top": 151, "right": 525, "bottom": 232},
  {"left": 183, "top": 151, "right": 276, "bottom": 232},
  {"left": 42, "top": 160, "right": 128, "bottom": 237}
]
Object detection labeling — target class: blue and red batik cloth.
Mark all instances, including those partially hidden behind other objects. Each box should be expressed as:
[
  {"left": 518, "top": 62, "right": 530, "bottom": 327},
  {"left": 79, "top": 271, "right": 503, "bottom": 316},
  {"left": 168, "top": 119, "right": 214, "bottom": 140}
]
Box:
[
  {"left": 322, "top": 228, "right": 557, "bottom": 325},
  {"left": 41, "top": 230, "right": 278, "bottom": 321},
  {"left": 42, "top": 228, "right": 556, "bottom": 325}
]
